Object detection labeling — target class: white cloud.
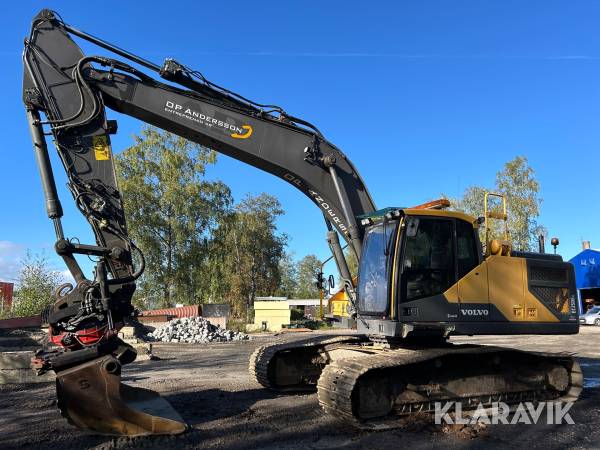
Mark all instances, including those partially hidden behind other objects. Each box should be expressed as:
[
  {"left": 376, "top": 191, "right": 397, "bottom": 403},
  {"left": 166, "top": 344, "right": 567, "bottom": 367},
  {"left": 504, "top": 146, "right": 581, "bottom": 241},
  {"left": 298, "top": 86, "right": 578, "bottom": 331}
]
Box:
[
  {"left": 0, "top": 242, "right": 76, "bottom": 285},
  {"left": 0, "top": 241, "right": 25, "bottom": 283},
  {"left": 59, "top": 269, "right": 72, "bottom": 279},
  {"left": 59, "top": 270, "right": 75, "bottom": 286}
]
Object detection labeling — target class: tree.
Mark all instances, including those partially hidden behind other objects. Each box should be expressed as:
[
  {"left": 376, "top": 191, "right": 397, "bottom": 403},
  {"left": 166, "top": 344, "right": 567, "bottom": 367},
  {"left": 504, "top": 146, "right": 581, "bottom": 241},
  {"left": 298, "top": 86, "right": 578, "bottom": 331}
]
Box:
[
  {"left": 495, "top": 156, "right": 546, "bottom": 250},
  {"left": 295, "top": 254, "right": 321, "bottom": 299},
  {"left": 116, "top": 127, "right": 232, "bottom": 308},
  {"left": 451, "top": 185, "right": 490, "bottom": 244},
  {"left": 214, "top": 193, "right": 287, "bottom": 317},
  {"left": 344, "top": 248, "right": 359, "bottom": 279},
  {"left": 275, "top": 252, "right": 298, "bottom": 298},
  {"left": 450, "top": 156, "right": 544, "bottom": 251},
  {"left": 8, "top": 252, "right": 62, "bottom": 318}
]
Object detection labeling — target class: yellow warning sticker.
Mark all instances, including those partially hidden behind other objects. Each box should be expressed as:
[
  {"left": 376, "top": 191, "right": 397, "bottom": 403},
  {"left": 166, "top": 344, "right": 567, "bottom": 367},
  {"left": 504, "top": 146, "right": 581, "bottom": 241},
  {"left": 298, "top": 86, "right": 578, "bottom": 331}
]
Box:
[{"left": 93, "top": 135, "right": 111, "bottom": 161}]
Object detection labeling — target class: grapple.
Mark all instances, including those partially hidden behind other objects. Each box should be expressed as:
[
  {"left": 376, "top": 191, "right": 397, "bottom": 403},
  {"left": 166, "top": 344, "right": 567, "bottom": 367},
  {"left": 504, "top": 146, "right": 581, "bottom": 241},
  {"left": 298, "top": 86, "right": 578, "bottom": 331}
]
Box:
[{"left": 55, "top": 355, "right": 187, "bottom": 436}]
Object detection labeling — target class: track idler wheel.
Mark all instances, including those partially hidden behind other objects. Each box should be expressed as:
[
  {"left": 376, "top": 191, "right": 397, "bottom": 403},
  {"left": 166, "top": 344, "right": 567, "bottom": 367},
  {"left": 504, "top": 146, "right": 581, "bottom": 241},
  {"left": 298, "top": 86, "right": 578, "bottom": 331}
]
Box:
[{"left": 56, "top": 355, "right": 187, "bottom": 436}]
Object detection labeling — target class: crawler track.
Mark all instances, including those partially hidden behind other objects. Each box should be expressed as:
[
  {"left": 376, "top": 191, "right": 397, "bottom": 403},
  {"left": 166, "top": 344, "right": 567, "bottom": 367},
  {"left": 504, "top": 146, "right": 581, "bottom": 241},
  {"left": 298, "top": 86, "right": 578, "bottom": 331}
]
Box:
[
  {"left": 249, "top": 334, "right": 365, "bottom": 391},
  {"left": 250, "top": 336, "right": 583, "bottom": 429},
  {"left": 317, "top": 345, "right": 583, "bottom": 429}
]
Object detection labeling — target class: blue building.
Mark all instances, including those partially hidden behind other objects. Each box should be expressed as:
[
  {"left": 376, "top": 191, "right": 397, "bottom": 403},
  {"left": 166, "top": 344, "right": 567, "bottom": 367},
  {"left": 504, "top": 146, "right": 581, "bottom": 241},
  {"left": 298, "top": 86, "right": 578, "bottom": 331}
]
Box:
[{"left": 568, "top": 244, "right": 600, "bottom": 312}]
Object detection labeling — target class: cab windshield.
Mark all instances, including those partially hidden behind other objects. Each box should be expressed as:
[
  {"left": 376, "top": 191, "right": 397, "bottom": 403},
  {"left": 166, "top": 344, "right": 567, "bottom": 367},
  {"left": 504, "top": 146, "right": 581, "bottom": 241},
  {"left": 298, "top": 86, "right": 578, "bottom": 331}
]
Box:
[{"left": 357, "top": 221, "right": 398, "bottom": 315}]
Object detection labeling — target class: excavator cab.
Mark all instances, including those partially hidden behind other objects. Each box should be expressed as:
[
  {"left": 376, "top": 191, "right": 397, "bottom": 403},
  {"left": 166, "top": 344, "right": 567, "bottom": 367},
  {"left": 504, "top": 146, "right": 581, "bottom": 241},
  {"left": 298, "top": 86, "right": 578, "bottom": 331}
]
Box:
[{"left": 355, "top": 200, "right": 579, "bottom": 339}]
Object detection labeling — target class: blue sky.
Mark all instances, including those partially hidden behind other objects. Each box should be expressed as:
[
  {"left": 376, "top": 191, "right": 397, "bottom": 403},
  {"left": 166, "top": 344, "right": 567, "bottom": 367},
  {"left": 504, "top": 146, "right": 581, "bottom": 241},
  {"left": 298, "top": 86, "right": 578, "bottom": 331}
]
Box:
[{"left": 1, "top": 1, "right": 599, "bottom": 283}]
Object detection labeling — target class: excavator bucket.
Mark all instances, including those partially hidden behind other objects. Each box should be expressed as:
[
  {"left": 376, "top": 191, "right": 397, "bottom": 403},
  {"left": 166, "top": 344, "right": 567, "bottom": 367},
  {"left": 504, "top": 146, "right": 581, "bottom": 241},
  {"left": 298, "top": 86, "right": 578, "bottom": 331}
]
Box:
[{"left": 55, "top": 355, "right": 187, "bottom": 436}]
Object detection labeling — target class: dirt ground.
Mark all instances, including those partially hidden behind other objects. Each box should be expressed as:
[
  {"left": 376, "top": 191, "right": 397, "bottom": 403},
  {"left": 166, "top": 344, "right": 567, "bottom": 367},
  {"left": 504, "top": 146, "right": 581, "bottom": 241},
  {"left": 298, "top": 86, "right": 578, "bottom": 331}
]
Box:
[{"left": 1, "top": 327, "right": 599, "bottom": 450}]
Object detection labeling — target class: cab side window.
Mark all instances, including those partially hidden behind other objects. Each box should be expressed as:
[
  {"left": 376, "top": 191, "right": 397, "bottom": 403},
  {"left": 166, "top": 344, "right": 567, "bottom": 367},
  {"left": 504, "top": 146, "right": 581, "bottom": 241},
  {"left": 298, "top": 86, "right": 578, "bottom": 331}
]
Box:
[
  {"left": 456, "top": 219, "right": 479, "bottom": 278},
  {"left": 402, "top": 217, "right": 454, "bottom": 301}
]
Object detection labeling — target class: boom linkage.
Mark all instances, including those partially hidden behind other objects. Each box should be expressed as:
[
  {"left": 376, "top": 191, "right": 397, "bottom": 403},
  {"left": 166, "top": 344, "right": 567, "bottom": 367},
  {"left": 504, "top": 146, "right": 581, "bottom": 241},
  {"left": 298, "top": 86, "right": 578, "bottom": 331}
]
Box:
[{"left": 22, "top": 8, "right": 375, "bottom": 362}]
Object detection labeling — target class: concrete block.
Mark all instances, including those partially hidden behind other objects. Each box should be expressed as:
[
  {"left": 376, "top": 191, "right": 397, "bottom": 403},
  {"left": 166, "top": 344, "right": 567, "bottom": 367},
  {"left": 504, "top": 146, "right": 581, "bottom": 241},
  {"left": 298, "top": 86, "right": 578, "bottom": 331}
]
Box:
[
  {"left": 0, "top": 335, "right": 44, "bottom": 349},
  {"left": 0, "top": 351, "right": 54, "bottom": 384},
  {"left": 119, "top": 326, "right": 137, "bottom": 338},
  {"left": 0, "top": 368, "right": 54, "bottom": 384},
  {"left": 0, "top": 351, "right": 36, "bottom": 369},
  {"left": 0, "top": 345, "right": 154, "bottom": 385}
]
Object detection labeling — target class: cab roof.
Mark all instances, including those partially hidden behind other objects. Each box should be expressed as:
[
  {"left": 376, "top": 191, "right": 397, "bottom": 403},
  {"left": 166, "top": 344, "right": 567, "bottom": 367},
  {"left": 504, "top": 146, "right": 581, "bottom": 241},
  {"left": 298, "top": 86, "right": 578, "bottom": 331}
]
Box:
[
  {"left": 403, "top": 208, "right": 477, "bottom": 225},
  {"left": 358, "top": 207, "right": 478, "bottom": 227}
]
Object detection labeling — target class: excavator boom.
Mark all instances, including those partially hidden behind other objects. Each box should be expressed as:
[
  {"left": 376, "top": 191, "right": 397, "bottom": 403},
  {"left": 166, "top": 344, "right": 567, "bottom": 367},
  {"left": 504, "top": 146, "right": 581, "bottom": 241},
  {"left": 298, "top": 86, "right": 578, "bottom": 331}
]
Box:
[{"left": 22, "top": 9, "right": 375, "bottom": 435}]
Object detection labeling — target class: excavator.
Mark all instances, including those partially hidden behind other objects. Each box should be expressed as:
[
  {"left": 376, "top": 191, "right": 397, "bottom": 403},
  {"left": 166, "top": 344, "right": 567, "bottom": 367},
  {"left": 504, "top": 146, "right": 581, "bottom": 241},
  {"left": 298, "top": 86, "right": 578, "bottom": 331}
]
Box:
[{"left": 22, "top": 9, "right": 582, "bottom": 436}]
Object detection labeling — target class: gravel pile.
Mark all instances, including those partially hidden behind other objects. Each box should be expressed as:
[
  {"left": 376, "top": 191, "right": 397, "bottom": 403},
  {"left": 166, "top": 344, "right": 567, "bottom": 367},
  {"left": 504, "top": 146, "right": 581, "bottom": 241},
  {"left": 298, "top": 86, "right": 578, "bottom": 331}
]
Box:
[{"left": 147, "top": 317, "right": 249, "bottom": 343}]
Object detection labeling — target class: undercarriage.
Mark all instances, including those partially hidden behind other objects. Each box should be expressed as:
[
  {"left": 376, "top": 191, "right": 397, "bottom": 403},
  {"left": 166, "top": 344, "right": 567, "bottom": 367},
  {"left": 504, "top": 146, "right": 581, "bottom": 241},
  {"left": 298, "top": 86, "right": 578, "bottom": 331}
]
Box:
[{"left": 249, "top": 335, "right": 583, "bottom": 428}]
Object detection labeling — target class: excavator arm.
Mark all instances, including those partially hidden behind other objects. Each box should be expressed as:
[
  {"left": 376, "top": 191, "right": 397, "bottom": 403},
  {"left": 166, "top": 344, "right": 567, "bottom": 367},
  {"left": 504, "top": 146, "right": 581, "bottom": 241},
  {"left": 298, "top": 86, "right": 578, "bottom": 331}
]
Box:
[{"left": 22, "top": 9, "right": 375, "bottom": 435}]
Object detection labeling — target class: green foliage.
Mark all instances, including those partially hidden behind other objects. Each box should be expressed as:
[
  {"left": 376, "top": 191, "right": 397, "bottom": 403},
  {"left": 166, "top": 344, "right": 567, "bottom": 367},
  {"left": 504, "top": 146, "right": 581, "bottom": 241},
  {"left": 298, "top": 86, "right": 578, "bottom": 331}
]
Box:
[
  {"left": 495, "top": 156, "right": 546, "bottom": 250},
  {"left": 331, "top": 248, "right": 358, "bottom": 288},
  {"left": 449, "top": 156, "right": 544, "bottom": 251},
  {"left": 275, "top": 252, "right": 298, "bottom": 298},
  {"left": 344, "top": 248, "right": 359, "bottom": 279},
  {"left": 209, "top": 193, "right": 287, "bottom": 317},
  {"left": 116, "top": 127, "right": 231, "bottom": 308},
  {"left": 290, "top": 307, "right": 305, "bottom": 321},
  {"left": 450, "top": 185, "right": 490, "bottom": 244},
  {"left": 295, "top": 254, "right": 321, "bottom": 299},
  {"left": 115, "top": 126, "right": 341, "bottom": 321},
  {"left": 226, "top": 317, "right": 248, "bottom": 333},
  {"left": 5, "top": 252, "right": 63, "bottom": 318},
  {"left": 276, "top": 252, "right": 335, "bottom": 300}
]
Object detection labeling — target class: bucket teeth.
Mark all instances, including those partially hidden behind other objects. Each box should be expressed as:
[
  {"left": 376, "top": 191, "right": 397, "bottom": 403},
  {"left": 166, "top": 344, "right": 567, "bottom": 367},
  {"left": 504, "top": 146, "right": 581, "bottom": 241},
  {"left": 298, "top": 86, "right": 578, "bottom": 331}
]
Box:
[{"left": 56, "top": 355, "right": 187, "bottom": 436}]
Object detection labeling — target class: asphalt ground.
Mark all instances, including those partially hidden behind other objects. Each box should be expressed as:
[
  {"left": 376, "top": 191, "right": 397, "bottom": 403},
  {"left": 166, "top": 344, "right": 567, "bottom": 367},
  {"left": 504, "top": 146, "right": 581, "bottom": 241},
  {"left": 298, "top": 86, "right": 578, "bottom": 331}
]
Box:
[{"left": 0, "top": 327, "right": 598, "bottom": 449}]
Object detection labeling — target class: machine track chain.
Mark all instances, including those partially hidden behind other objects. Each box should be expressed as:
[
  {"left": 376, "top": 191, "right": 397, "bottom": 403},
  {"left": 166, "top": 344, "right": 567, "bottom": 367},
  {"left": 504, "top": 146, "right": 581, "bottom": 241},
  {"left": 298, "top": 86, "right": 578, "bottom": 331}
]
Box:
[
  {"left": 317, "top": 345, "right": 583, "bottom": 430},
  {"left": 249, "top": 334, "right": 364, "bottom": 391}
]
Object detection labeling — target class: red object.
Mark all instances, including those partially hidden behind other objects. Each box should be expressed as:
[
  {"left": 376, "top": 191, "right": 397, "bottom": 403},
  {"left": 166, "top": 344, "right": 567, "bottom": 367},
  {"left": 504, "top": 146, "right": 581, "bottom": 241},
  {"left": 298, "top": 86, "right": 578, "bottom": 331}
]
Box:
[
  {"left": 137, "top": 314, "right": 171, "bottom": 323},
  {"left": 0, "top": 282, "right": 14, "bottom": 309},
  {"left": 141, "top": 305, "right": 201, "bottom": 318},
  {"left": 411, "top": 199, "right": 451, "bottom": 210},
  {"left": 49, "top": 323, "right": 121, "bottom": 348}
]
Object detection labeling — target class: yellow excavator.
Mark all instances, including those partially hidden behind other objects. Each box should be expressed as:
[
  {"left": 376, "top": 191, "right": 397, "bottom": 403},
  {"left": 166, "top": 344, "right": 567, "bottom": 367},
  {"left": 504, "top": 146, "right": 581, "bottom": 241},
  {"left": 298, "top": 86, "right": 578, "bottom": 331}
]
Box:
[
  {"left": 23, "top": 9, "right": 581, "bottom": 435},
  {"left": 250, "top": 196, "right": 581, "bottom": 427}
]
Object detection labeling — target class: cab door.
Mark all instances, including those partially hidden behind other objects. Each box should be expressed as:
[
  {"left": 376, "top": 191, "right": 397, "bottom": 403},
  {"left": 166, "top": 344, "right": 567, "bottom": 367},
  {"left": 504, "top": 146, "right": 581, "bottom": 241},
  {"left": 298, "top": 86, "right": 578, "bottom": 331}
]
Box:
[{"left": 398, "top": 216, "right": 457, "bottom": 321}]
